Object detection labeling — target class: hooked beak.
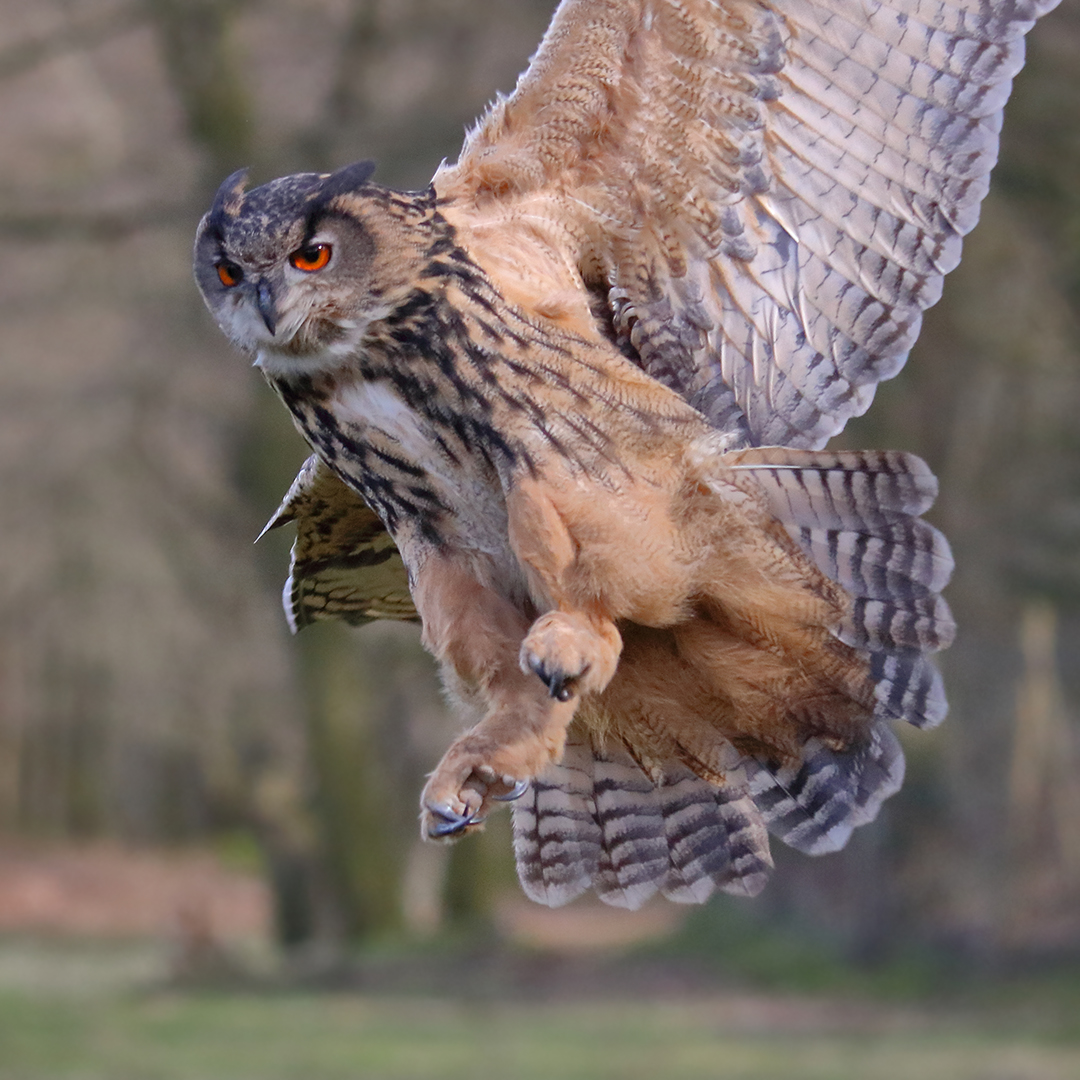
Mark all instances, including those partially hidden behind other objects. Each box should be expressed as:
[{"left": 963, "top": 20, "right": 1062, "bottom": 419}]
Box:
[{"left": 256, "top": 279, "right": 277, "bottom": 335}]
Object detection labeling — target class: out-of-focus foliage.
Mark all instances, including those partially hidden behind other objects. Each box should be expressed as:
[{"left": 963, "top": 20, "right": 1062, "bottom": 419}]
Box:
[{"left": 0, "top": 0, "right": 1078, "bottom": 959}]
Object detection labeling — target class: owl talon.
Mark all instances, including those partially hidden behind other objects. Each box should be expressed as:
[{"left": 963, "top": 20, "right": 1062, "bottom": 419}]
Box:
[
  {"left": 425, "top": 801, "right": 484, "bottom": 838},
  {"left": 527, "top": 655, "right": 582, "bottom": 701},
  {"left": 520, "top": 612, "right": 620, "bottom": 699},
  {"left": 492, "top": 778, "right": 529, "bottom": 802}
]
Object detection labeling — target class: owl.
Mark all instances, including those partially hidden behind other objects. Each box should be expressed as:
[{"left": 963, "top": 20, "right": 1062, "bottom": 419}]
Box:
[{"left": 195, "top": 0, "right": 1058, "bottom": 909}]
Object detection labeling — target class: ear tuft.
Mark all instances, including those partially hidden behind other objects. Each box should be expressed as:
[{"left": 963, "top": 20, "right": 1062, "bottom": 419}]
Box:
[
  {"left": 320, "top": 160, "right": 378, "bottom": 203},
  {"left": 210, "top": 168, "right": 250, "bottom": 218}
]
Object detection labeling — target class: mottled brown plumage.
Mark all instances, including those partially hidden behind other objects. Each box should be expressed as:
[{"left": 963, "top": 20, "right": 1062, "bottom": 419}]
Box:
[{"left": 195, "top": 0, "right": 1056, "bottom": 908}]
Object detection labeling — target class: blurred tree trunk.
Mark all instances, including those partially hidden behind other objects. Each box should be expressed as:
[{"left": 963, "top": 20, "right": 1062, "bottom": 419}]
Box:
[
  {"left": 149, "top": 0, "right": 255, "bottom": 177},
  {"left": 298, "top": 624, "right": 405, "bottom": 940}
]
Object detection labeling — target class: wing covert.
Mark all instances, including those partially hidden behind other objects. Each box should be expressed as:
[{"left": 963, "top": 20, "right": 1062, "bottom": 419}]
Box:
[
  {"left": 435, "top": 0, "right": 1060, "bottom": 448},
  {"left": 261, "top": 455, "right": 417, "bottom": 632}
]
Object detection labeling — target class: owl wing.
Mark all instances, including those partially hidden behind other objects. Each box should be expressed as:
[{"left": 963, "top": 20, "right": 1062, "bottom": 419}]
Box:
[
  {"left": 435, "top": 0, "right": 1059, "bottom": 448},
  {"left": 260, "top": 455, "right": 417, "bottom": 632}
]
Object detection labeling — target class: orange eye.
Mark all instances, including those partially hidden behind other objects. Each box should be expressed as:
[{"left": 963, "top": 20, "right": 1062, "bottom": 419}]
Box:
[
  {"left": 216, "top": 261, "right": 242, "bottom": 287},
  {"left": 290, "top": 243, "right": 332, "bottom": 272}
]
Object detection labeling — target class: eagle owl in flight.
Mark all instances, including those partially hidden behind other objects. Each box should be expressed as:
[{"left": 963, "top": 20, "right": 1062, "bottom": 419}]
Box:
[{"left": 195, "top": 0, "right": 1059, "bottom": 908}]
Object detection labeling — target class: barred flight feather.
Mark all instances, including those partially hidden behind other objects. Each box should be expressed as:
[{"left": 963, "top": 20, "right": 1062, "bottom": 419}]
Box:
[
  {"left": 871, "top": 649, "right": 949, "bottom": 729},
  {"left": 792, "top": 520, "right": 954, "bottom": 604},
  {"left": 715, "top": 446, "right": 954, "bottom": 726},
  {"left": 837, "top": 595, "right": 955, "bottom": 652},
  {"left": 659, "top": 765, "right": 774, "bottom": 903},
  {"left": 590, "top": 750, "right": 672, "bottom": 909},
  {"left": 513, "top": 740, "right": 603, "bottom": 908},
  {"left": 722, "top": 449, "right": 942, "bottom": 523}
]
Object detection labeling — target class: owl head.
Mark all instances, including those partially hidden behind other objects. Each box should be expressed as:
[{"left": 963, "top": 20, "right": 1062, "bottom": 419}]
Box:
[{"left": 194, "top": 160, "right": 419, "bottom": 375}]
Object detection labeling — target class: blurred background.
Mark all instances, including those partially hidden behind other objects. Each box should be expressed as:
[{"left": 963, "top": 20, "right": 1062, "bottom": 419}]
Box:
[{"left": 1, "top": 1, "right": 1079, "bottom": 1076}]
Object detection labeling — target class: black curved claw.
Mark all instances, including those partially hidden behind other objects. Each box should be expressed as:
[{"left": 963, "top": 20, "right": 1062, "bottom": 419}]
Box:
[
  {"left": 425, "top": 803, "right": 484, "bottom": 839},
  {"left": 528, "top": 656, "right": 577, "bottom": 701},
  {"left": 492, "top": 779, "right": 530, "bottom": 802}
]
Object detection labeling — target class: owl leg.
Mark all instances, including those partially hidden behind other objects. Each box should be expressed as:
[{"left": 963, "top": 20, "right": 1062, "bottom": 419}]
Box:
[
  {"left": 507, "top": 477, "right": 623, "bottom": 700},
  {"left": 413, "top": 553, "right": 578, "bottom": 840}
]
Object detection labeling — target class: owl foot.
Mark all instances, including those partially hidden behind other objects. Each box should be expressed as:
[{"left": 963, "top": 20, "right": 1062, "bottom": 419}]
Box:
[
  {"left": 421, "top": 762, "right": 528, "bottom": 840},
  {"left": 520, "top": 611, "right": 622, "bottom": 700}
]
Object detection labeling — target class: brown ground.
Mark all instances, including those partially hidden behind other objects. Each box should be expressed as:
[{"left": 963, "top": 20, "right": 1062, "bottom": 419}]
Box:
[
  {"left": 0, "top": 840, "right": 682, "bottom": 953},
  {"left": 0, "top": 839, "right": 270, "bottom": 940}
]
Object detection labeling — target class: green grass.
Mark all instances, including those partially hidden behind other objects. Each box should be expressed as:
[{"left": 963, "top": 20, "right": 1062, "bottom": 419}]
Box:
[
  {"left": 2, "top": 989, "right": 1080, "bottom": 1080},
  {"left": 0, "top": 939, "right": 1078, "bottom": 1080}
]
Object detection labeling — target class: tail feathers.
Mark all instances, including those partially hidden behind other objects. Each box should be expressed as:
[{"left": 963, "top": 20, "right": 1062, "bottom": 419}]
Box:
[
  {"left": 657, "top": 765, "right": 773, "bottom": 903},
  {"left": 512, "top": 740, "right": 603, "bottom": 908},
  {"left": 513, "top": 728, "right": 904, "bottom": 907},
  {"left": 512, "top": 449, "right": 948, "bottom": 907},
  {"left": 745, "top": 723, "right": 905, "bottom": 855},
  {"left": 591, "top": 752, "right": 671, "bottom": 909},
  {"left": 871, "top": 649, "right": 949, "bottom": 729},
  {"left": 513, "top": 739, "right": 772, "bottom": 910},
  {"left": 719, "top": 447, "right": 955, "bottom": 728}
]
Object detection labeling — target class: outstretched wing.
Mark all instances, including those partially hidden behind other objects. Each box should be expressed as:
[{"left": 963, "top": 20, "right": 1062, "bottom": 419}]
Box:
[
  {"left": 261, "top": 455, "right": 417, "bottom": 632},
  {"left": 436, "top": 0, "right": 1059, "bottom": 448}
]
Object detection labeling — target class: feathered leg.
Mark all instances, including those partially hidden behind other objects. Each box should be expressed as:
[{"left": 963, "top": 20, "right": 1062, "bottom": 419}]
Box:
[
  {"left": 414, "top": 552, "right": 578, "bottom": 838},
  {"left": 508, "top": 475, "right": 624, "bottom": 699}
]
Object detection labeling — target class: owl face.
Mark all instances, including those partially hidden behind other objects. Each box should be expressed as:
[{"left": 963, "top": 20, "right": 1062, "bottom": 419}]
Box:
[{"left": 194, "top": 161, "right": 394, "bottom": 376}]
